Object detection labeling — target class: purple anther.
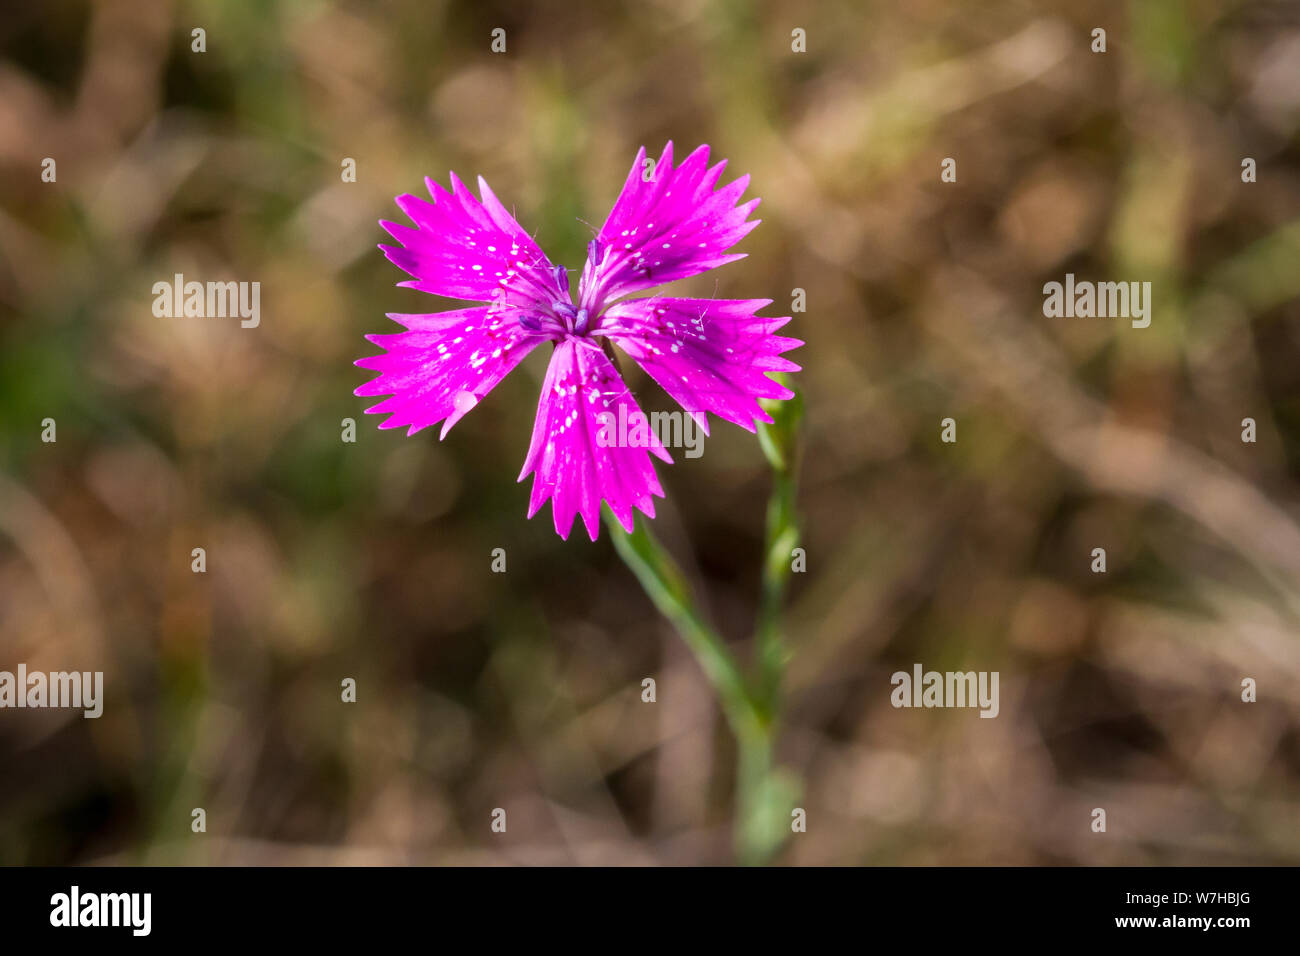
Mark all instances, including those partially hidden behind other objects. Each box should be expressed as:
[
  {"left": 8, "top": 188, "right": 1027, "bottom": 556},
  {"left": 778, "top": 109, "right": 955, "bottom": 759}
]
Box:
[{"left": 553, "top": 264, "right": 569, "bottom": 293}]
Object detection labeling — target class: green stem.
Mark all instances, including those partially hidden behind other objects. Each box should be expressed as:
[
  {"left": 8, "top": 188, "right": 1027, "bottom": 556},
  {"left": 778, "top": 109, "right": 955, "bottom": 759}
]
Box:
[
  {"left": 605, "top": 510, "right": 756, "bottom": 738},
  {"left": 742, "top": 407, "right": 803, "bottom": 865},
  {"left": 755, "top": 457, "right": 799, "bottom": 712},
  {"left": 735, "top": 717, "right": 777, "bottom": 865},
  {"left": 608, "top": 510, "right": 780, "bottom": 864},
  {"left": 606, "top": 379, "right": 802, "bottom": 866}
]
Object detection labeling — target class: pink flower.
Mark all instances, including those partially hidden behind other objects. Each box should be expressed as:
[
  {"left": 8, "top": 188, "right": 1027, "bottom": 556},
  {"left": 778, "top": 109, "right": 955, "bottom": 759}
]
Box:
[{"left": 355, "top": 143, "right": 803, "bottom": 540}]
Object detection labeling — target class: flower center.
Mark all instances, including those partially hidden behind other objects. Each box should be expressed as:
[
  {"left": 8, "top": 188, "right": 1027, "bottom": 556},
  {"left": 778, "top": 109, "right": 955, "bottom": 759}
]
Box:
[
  {"left": 546, "top": 298, "right": 589, "bottom": 334},
  {"left": 513, "top": 261, "right": 597, "bottom": 337}
]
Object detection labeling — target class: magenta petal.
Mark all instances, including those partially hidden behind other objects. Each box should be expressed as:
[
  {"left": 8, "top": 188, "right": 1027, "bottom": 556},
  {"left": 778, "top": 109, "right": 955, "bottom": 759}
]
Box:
[
  {"left": 355, "top": 308, "right": 544, "bottom": 436},
  {"left": 598, "top": 297, "right": 803, "bottom": 433},
  {"left": 518, "top": 338, "right": 672, "bottom": 541},
  {"left": 379, "top": 173, "right": 562, "bottom": 312},
  {"left": 578, "top": 142, "right": 761, "bottom": 310}
]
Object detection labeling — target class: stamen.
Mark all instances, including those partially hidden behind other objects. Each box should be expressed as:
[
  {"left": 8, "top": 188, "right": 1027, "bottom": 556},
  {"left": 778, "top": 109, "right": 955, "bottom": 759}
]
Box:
[
  {"left": 587, "top": 239, "right": 604, "bottom": 267},
  {"left": 574, "top": 307, "right": 590, "bottom": 335},
  {"left": 517, "top": 313, "right": 542, "bottom": 332},
  {"left": 553, "top": 264, "right": 569, "bottom": 293}
]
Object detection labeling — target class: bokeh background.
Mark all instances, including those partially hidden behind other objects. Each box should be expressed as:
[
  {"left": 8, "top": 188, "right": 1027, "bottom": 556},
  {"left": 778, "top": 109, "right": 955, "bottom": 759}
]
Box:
[{"left": 2, "top": 0, "right": 1299, "bottom": 865}]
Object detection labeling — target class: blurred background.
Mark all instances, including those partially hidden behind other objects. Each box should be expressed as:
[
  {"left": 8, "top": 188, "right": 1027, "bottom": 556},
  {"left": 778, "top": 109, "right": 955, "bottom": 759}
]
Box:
[{"left": 2, "top": 0, "right": 1299, "bottom": 865}]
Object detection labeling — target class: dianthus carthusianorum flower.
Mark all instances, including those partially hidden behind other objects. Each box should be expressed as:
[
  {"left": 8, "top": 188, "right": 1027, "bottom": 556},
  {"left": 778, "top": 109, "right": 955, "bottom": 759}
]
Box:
[{"left": 355, "top": 143, "right": 803, "bottom": 540}]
